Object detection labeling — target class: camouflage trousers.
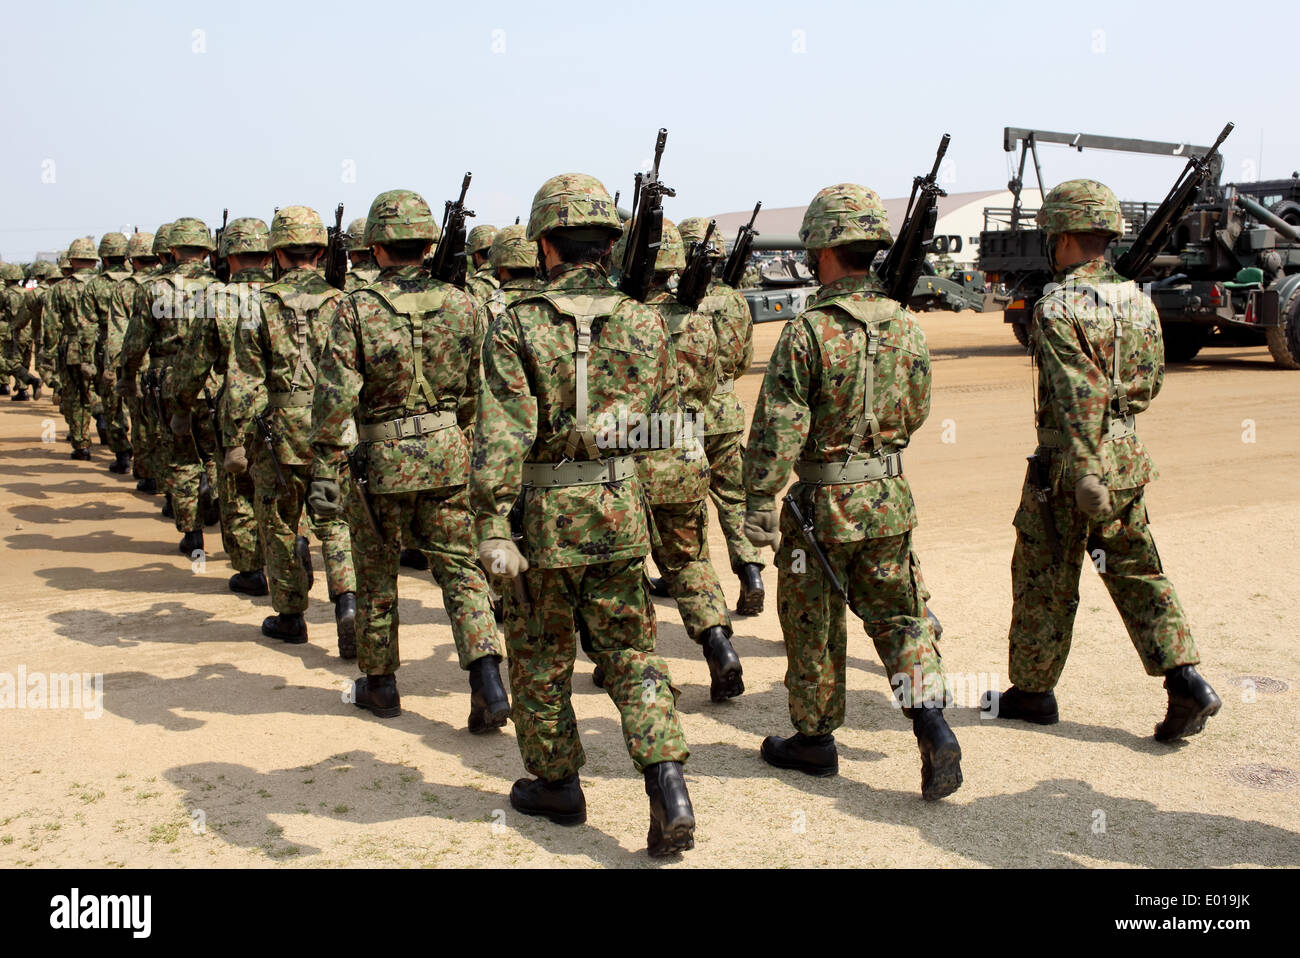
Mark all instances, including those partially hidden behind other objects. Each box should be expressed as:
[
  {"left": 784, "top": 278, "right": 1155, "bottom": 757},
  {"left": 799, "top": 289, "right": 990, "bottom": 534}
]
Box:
[
  {"left": 97, "top": 383, "right": 131, "bottom": 456},
  {"left": 250, "top": 446, "right": 354, "bottom": 614},
  {"left": 59, "top": 361, "right": 93, "bottom": 449},
  {"left": 216, "top": 456, "right": 262, "bottom": 573},
  {"left": 350, "top": 484, "right": 500, "bottom": 676},
  {"left": 127, "top": 386, "right": 157, "bottom": 481},
  {"left": 648, "top": 498, "right": 731, "bottom": 640},
  {"left": 1008, "top": 478, "right": 1198, "bottom": 692},
  {"left": 503, "top": 557, "right": 689, "bottom": 780},
  {"left": 158, "top": 391, "right": 213, "bottom": 534},
  {"left": 6, "top": 333, "right": 37, "bottom": 387},
  {"left": 703, "top": 429, "right": 762, "bottom": 571},
  {"left": 776, "top": 501, "right": 943, "bottom": 735}
]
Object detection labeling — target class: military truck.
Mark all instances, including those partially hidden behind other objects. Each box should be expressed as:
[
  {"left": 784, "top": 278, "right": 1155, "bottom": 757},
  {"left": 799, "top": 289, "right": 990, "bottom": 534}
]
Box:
[{"left": 977, "top": 127, "right": 1300, "bottom": 367}]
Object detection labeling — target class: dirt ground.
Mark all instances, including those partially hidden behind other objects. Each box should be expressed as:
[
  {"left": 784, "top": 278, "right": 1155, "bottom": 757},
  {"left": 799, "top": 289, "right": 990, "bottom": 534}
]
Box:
[{"left": 1, "top": 311, "right": 1297, "bottom": 869}]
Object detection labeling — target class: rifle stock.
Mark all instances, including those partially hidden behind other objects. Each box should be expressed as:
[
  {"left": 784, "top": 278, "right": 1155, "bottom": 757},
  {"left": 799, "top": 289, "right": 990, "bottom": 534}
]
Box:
[
  {"left": 676, "top": 219, "right": 717, "bottom": 309},
  {"left": 722, "top": 202, "right": 761, "bottom": 289},
  {"left": 324, "top": 203, "right": 347, "bottom": 290}
]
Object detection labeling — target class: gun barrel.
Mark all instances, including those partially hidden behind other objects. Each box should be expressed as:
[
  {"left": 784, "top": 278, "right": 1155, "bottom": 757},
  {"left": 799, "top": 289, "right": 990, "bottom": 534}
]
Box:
[
  {"left": 1236, "top": 193, "right": 1300, "bottom": 243},
  {"left": 929, "top": 133, "right": 952, "bottom": 177},
  {"left": 652, "top": 128, "right": 667, "bottom": 172}
]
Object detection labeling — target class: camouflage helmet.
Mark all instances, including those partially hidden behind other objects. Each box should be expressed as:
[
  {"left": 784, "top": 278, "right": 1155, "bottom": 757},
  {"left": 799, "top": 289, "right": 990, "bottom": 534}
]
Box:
[
  {"left": 526, "top": 173, "right": 621, "bottom": 242},
  {"left": 98, "top": 232, "right": 129, "bottom": 258},
  {"left": 1036, "top": 179, "right": 1123, "bottom": 236},
  {"left": 0, "top": 262, "right": 23, "bottom": 282},
  {"left": 678, "top": 217, "right": 724, "bottom": 260},
  {"left": 221, "top": 217, "right": 270, "bottom": 256},
  {"left": 169, "top": 216, "right": 215, "bottom": 251},
  {"left": 799, "top": 183, "right": 893, "bottom": 250},
  {"left": 467, "top": 224, "right": 498, "bottom": 255},
  {"left": 488, "top": 223, "right": 538, "bottom": 271},
  {"left": 655, "top": 218, "right": 686, "bottom": 273},
  {"left": 127, "top": 232, "right": 156, "bottom": 259},
  {"left": 363, "top": 190, "right": 438, "bottom": 245},
  {"left": 58, "top": 251, "right": 71, "bottom": 270},
  {"left": 67, "top": 236, "right": 99, "bottom": 261},
  {"left": 153, "top": 223, "right": 173, "bottom": 256},
  {"left": 32, "top": 260, "right": 59, "bottom": 279},
  {"left": 346, "top": 217, "right": 368, "bottom": 249},
  {"left": 270, "top": 206, "right": 327, "bottom": 249}
]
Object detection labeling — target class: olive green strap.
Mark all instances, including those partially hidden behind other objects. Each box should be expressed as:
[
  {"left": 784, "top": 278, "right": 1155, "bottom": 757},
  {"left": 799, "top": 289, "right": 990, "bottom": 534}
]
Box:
[
  {"left": 823, "top": 296, "right": 896, "bottom": 458},
  {"left": 366, "top": 289, "right": 446, "bottom": 412}
]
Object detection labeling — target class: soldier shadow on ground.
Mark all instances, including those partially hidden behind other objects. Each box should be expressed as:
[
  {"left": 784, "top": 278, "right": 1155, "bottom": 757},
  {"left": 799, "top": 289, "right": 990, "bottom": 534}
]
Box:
[
  {"left": 46, "top": 600, "right": 248, "bottom": 648},
  {"left": 9, "top": 500, "right": 159, "bottom": 525},
  {"left": 163, "top": 752, "right": 647, "bottom": 865},
  {"left": 1165, "top": 355, "right": 1278, "bottom": 375},
  {"left": 21, "top": 525, "right": 198, "bottom": 557},
  {"left": 930, "top": 343, "right": 1031, "bottom": 361},
  {"left": 1, "top": 478, "right": 123, "bottom": 501}
]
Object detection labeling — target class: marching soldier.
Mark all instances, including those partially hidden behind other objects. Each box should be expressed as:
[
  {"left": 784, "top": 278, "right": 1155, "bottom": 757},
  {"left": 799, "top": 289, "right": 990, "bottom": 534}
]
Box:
[
  {"left": 83, "top": 233, "right": 135, "bottom": 474},
  {"left": 471, "top": 173, "right": 695, "bottom": 856},
  {"left": 464, "top": 224, "right": 499, "bottom": 304},
  {"left": 982, "top": 179, "right": 1221, "bottom": 741},
  {"left": 482, "top": 223, "right": 540, "bottom": 323},
  {"left": 311, "top": 189, "right": 507, "bottom": 726},
  {"left": 343, "top": 217, "right": 380, "bottom": 293},
  {"left": 14, "top": 261, "right": 58, "bottom": 402},
  {"left": 221, "top": 206, "right": 356, "bottom": 652},
  {"left": 113, "top": 230, "right": 162, "bottom": 492},
  {"left": 744, "top": 184, "right": 962, "bottom": 801},
  {"left": 50, "top": 237, "right": 101, "bottom": 460}
]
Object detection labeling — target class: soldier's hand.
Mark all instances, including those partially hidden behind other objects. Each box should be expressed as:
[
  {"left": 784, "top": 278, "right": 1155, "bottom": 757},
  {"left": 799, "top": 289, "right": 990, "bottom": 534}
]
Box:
[
  {"left": 306, "top": 479, "right": 343, "bottom": 518},
  {"left": 478, "top": 538, "right": 529, "bottom": 578},
  {"left": 79, "top": 362, "right": 98, "bottom": 381},
  {"left": 1074, "top": 474, "right": 1110, "bottom": 518},
  {"left": 99, "top": 369, "right": 116, "bottom": 393},
  {"left": 744, "top": 508, "right": 781, "bottom": 550},
  {"left": 116, "top": 377, "right": 140, "bottom": 398},
  {"left": 169, "top": 411, "right": 192, "bottom": 436},
  {"left": 223, "top": 445, "right": 248, "bottom": 476}
]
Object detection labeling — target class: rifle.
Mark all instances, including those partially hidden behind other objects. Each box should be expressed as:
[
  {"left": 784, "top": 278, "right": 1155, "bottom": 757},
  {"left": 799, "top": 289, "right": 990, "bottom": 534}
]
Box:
[
  {"left": 676, "top": 219, "right": 718, "bottom": 310},
  {"left": 271, "top": 207, "right": 282, "bottom": 281},
  {"left": 1026, "top": 453, "right": 1063, "bottom": 563},
  {"left": 213, "top": 208, "right": 230, "bottom": 282},
  {"left": 1114, "top": 122, "right": 1233, "bottom": 280},
  {"left": 253, "top": 412, "right": 289, "bottom": 493},
  {"left": 783, "top": 491, "right": 853, "bottom": 610},
  {"left": 324, "top": 203, "right": 347, "bottom": 290},
  {"left": 877, "top": 133, "right": 951, "bottom": 305},
  {"left": 427, "top": 173, "right": 475, "bottom": 288},
  {"left": 722, "top": 201, "right": 761, "bottom": 289},
  {"left": 345, "top": 445, "right": 385, "bottom": 540},
  {"left": 619, "top": 128, "right": 676, "bottom": 302},
  {"left": 506, "top": 491, "right": 531, "bottom": 615}
]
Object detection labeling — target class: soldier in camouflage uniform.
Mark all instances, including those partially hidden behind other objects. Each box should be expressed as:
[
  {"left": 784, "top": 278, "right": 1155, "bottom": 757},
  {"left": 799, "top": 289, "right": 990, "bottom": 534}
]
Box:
[
  {"left": 171, "top": 218, "right": 271, "bottom": 598},
  {"left": 464, "top": 224, "right": 500, "bottom": 304},
  {"left": 221, "top": 206, "right": 356, "bottom": 652},
  {"left": 343, "top": 217, "right": 380, "bottom": 293},
  {"left": 36, "top": 257, "right": 69, "bottom": 402},
  {"left": 14, "top": 261, "right": 57, "bottom": 402},
  {"left": 112, "top": 230, "right": 163, "bottom": 492},
  {"left": 744, "top": 184, "right": 962, "bottom": 801},
  {"left": 982, "top": 179, "right": 1220, "bottom": 741},
  {"left": 482, "top": 223, "right": 541, "bottom": 322},
  {"left": 471, "top": 173, "right": 695, "bottom": 856},
  {"left": 49, "top": 237, "right": 102, "bottom": 460},
  {"left": 678, "top": 216, "right": 765, "bottom": 615},
  {"left": 121, "top": 218, "right": 219, "bottom": 554},
  {"left": 1, "top": 263, "right": 37, "bottom": 400},
  {"left": 83, "top": 233, "right": 135, "bottom": 473},
  {"left": 311, "top": 189, "right": 508, "bottom": 721}
]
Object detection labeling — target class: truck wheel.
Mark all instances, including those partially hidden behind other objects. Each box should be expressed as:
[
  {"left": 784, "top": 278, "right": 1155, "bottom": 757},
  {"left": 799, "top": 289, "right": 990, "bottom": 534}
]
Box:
[
  {"left": 1012, "top": 321, "right": 1030, "bottom": 348},
  {"left": 1265, "top": 288, "right": 1300, "bottom": 369},
  {"left": 1162, "top": 325, "right": 1206, "bottom": 363}
]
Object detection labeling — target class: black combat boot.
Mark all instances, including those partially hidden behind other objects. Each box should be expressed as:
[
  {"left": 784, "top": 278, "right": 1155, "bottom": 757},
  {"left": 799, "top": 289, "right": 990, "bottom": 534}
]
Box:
[
  {"left": 398, "top": 548, "right": 429, "bottom": 571},
  {"left": 31, "top": 381, "right": 42, "bottom": 401},
  {"left": 761, "top": 731, "right": 838, "bottom": 776},
  {"left": 647, "top": 576, "right": 671, "bottom": 598},
  {"left": 262, "top": 612, "right": 307, "bottom": 644},
  {"left": 980, "top": 685, "right": 1059, "bottom": 725},
  {"left": 296, "top": 536, "right": 314, "bottom": 591},
  {"left": 353, "top": 673, "right": 400, "bottom": 718},
  {"left": 70, "top": 447, "right": 91, "bottom": 461},
  {"left": 1154, "top": 665, "right": 1222, "bottom": 742},
  {"left": 509, "top": 774, "right": 586, "bottom": 826},
  {"left": 913, "top": 707, "right": 963, "bottom": 801},
  {"left": 161, "top": 493, "right": 174, "bottom": 519},
  {"left": 925, "top": 605, "right": 944, "bottom": 641},
  {"left": 700, "top": 625, "right": 744, "bottom": 702},
  {"left": 334, "top": 592, "right": 357, "bottom": 660},
  {"left": 136, "top": 477, "right": 158, "bottom": 494},
  {"left": 0, "top": 384, "right": 10, "bottom": 396},
  {"left": 644, "top": 762, "right": 695, "bottom": 856},
  {"left": 178, "top": 530, "right": 204, "bottom": 557},
  {"left": 108, "top": 451, "right": 132, "bottom": 474},
  {"left": 12, "top": 388, "right": 30, "bottom": 402},
  {"left": 591, "top": 665, "right": 606, "bottom": 689},
  {"left": 467, "top": 655, "right": 511, "bottom": 733},
  {"left": 229, "top": 569, "right": 269, "bottom": 596},
  {"left": 735, "top": 563, "right": 765, "bottom": 615},
  {"left": 95, "top": 413, "right": 109, "bottom": 445},
  {"left": 201, "top": 481, "right": 220, "bottom": 527}
]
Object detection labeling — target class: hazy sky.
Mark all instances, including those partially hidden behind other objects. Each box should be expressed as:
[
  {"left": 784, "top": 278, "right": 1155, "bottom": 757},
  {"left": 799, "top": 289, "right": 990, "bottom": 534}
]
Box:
[{"left": 2, "top": 0, "right": 1294, "bottom": 260}]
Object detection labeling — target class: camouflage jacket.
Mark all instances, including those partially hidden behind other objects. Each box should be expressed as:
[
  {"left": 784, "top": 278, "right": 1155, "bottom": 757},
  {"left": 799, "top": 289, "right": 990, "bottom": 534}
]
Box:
[
  {"left": 312, "top": 264, "right": 484, "bottom": 493},
  {"left": 1032, "top": 257, "right": 1160, "bottom": 491},
  {"left": 121, "top": 260, "right": 217, "bottom": 379},
  {"left": 466, "top": 266, "right": 501, "bottom": 306},
  {"left": 10, "top": 284, "right": 39, "bottom": 340},
  {"left": 484, "top": 276, "right": 542, "bottom": 324},
  {"left": 745, "top": 272, "right": 930, "bottom": 542},
  {"left": 223, "top": 267, "right": 342, "bottom": 465},
  {"left": 49, "top": 269, "right": 98, "bottom": 365},
  {"left": 343, "top": 265, "right": 380, "bottom": 293},
  {"left": 81, "top": 267, "right": 134, "bottom": 373},
  {"left": 634, "top": 286, "right": 716, "bottom": 505},
  {"left": 698, "top": 279, "right": 753, "bottom": 435},
  {"left": 471, "top": 263, "right": 678, "bottom": 568},
  {"left": 32, "top": 283, "right": 58, "bottom": 378},
  {"left": 171, "top": 266, "right": 272, "bottom": 413},
  {"left": 0, "top": 285, "right": 23, "bottom": 346}
]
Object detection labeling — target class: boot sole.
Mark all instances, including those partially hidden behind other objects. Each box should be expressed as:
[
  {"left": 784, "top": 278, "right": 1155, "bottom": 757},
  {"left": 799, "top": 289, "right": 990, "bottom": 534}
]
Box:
[
  {"left": 355, "top": 700, "right": 401, "bottom": 719},
  {"left": 509, "top": 798, "right": 586, "bottom": 827},
  {"left": 230, "top": 582, "right": 270, "bottom": 597},
  {"left": 760, "top": 740, "right": 838, "bottom": 777},
  {"left": 984, "top": 694, "right": 1059, "bottom": 725},
  {"left": 1154, "top": 697, "right": 1222, "bottom": 742},
  {"left": 336, "top": 611, "right": 357, "bottom": 660},
  {"left": 921, "top": 741, "right": 964, "bottom": 801},
  {"left": 648, "top": 819, "right": 695, "bottom": 856},
  {"left": 735, "top": 592, "right": 764, "bottom": 616},
  {"left": 710, "top": 671, "right": 745, "bottom": 702},
  {"left": 468, "top": 703, "right": 511, "bottom": 734}
]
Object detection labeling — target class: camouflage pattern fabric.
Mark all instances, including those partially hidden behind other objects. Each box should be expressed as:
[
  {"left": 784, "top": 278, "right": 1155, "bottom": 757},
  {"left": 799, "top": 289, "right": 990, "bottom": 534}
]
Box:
[
  {"left": 1036, "top": 179, "right": 1123, "bottom": 237},
  {"left": 746, "top": 270, "right": 944, "bottom": 731},
  {"left": 344, "top": 267, "right": 380, "bottom": 293},
  {"left": 1007, "top": 254, "right": 1197, "bottom": 690},
  {"left": 82, "top": 263, "right": 134, "bottom": 455},
  {"left": 483, "top": 276, "right": 541, "bottom": 324},
  {"left": 49, "top": 267, "right": 99, "bottom": 449},
  {"left": 8, "top": 280, "right": 44, "bottom": 388},
  {"left": 472, "top": 258, "right": 687, "bottom": 780},
  {"left": 466, "top": 265, "right": 500, "bottom": 306},
  {"left": 311, "top": 261, "right": 499, "bottom": 673},
  {"left": 116, "top": 266, "right": 161, "bottom": 481}
]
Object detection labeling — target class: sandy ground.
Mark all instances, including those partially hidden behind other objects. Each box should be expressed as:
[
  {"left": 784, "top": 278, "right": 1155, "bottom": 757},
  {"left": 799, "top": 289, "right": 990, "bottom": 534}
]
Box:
[{"left": 1, "top": 311, "right": 1297, "bottom": 869}]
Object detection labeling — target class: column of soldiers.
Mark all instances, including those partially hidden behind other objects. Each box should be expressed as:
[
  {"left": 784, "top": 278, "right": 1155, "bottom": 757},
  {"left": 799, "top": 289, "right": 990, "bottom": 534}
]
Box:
[{"left": 7, "top": 165, "right": 1221, "bottom": 859}]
